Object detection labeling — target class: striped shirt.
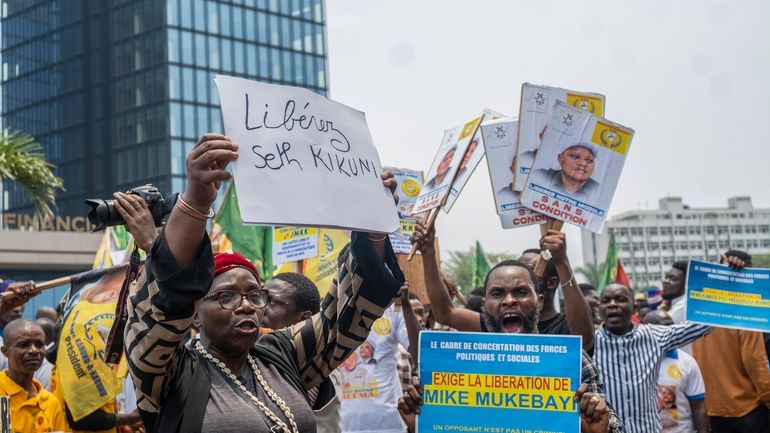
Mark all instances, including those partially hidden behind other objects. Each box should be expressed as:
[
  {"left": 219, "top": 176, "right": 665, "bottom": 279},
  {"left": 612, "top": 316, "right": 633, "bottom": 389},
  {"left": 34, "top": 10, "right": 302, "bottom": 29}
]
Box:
[{"left": 594, "top": 323, "right": 712, "bottom": 433}]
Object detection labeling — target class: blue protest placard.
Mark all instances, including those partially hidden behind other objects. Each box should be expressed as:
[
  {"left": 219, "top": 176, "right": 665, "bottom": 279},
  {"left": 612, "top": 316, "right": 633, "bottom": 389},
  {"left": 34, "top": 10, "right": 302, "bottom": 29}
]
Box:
[
  {"left": 418, "top": 331, "right": 581, "bottom": 433},
  {"left": 685, "top": 260, "right": 770, "bottom": 332}
]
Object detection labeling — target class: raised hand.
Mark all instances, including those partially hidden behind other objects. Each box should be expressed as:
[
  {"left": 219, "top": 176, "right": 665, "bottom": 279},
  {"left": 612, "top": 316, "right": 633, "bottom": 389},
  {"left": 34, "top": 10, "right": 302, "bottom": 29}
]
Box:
[
  {"left": 410, "top": 220, "right": 436, "bottom": 255},
  {"left": 183, "top": 133, "right": 239, "bottom": 212},
  {"left": 574, "top": 383, "right": 610, "bottom": 433},
  {"left": 381, "top": 170, "right": 399, "bottom": 207},
  {"left": 540, "top": 229, "right": 568, "bottom": 264},
  {"left": 113, "top": 192, "right": 157, "bottom": 252}
]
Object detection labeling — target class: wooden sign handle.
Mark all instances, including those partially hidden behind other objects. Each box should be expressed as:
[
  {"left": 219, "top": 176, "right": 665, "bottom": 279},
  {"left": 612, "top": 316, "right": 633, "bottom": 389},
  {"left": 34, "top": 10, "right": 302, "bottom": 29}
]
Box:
[
  {"left": 407, "top": 207, "right": 439, "bottom": 261},
  {"left": 0, "top": 276, "right": 72, "bottom": 305}
]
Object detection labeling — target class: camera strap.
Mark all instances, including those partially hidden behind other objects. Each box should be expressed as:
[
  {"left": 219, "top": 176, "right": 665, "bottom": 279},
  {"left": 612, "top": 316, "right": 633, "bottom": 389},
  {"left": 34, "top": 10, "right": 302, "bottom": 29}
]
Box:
[{"left": 103, "top": 245, "right": 142, "bottom": 364}]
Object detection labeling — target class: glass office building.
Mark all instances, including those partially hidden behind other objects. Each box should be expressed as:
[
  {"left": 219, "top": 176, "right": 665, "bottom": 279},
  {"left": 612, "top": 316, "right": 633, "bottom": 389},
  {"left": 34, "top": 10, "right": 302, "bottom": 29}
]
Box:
[{"left": 1, "top": 0, "right": 328, "bottom": 217}]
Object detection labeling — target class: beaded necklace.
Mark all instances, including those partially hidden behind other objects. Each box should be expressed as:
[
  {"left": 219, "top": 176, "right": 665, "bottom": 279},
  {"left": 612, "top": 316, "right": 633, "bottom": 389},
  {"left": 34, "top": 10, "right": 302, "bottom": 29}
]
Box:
[{"left": 195, "top": 341, "right": 299, "bottom": 433}]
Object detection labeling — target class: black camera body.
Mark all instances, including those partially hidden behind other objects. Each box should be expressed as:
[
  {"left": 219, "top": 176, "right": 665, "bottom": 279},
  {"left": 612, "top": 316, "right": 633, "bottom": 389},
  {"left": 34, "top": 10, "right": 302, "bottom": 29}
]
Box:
[{"left": 85, "top": 184, "right": 178, "bottom": 232}]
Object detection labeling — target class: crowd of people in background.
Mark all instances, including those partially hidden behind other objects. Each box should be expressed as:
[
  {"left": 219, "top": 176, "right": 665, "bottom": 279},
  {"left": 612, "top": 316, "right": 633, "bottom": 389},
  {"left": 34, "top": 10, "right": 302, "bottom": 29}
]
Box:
[{"left": 1, "top": 133, "right": 768, "bottom": 433}]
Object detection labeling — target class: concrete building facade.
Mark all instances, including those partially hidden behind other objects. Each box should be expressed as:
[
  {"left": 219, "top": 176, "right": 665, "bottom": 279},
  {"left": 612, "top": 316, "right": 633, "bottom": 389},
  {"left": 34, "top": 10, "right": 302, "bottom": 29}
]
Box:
[{"left": 582, "top": 196, "right": 770, "bottom": 289}]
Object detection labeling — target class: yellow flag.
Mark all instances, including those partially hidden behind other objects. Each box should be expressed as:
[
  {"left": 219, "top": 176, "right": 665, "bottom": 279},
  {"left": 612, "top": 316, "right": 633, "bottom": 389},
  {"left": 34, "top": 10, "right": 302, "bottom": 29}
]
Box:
[{"left": 55, "top": 267, "right": 125, "bottom": 424}]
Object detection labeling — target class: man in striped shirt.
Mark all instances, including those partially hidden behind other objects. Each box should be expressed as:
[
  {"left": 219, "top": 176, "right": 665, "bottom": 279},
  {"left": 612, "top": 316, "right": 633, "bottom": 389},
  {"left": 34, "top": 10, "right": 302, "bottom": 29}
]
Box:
[{"left": 595, "top": 283, "right": 712, "bottom": 433}]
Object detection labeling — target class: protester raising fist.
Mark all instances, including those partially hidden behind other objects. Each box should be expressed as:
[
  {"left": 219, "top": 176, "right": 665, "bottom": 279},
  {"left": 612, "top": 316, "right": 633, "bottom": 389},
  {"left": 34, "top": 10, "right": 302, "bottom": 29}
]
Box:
[{"left": 123, "top": 132, "right": 405, "bottom": 433}]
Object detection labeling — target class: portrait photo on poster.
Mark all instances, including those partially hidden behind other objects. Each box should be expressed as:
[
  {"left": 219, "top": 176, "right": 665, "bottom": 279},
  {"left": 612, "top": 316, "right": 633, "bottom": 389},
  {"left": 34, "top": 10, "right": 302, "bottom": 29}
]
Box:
[
  {"left": 515, "top": 83, "right": 605, "bottom": 192},
  {"left": 521, "top": 100, "right": 633, "bottom": 233},
  {"left": 444, "top": 132, "right": 484, "bottom": 212},
  {"left": 412, "top": 115, "right": 483, "bottom": 215}
]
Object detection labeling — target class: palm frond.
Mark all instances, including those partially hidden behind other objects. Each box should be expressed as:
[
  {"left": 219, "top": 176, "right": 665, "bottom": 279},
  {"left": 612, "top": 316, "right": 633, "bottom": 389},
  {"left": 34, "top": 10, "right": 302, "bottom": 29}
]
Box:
[{"left": 0, "top": 128, "right": 65, "bottom": 219}]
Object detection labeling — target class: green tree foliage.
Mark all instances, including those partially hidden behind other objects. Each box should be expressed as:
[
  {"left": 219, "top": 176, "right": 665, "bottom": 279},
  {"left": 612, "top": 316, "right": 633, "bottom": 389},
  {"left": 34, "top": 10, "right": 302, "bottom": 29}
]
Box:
[
  {"left": 0, "top": 129, "right": 64, "bottom": 219},
  {"left": 751, "top": 253, "right": 770, "bottom": 269},
  {"left": 575, "top": 262, "right": 603, "bottom": 288},
  {"left": 443, "top": 246, "right": 516, "bottom": 295}
]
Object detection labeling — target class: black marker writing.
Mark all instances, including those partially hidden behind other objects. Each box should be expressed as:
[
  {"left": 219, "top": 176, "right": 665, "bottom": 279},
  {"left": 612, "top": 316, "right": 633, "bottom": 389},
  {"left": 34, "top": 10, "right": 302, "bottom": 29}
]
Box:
[
  {"left": 310, "top": 145, "right": 377, "bottom": 178},
  {"left": 252, "top": 142, "right": 302, "bottom": 170},
  {"left": 245, "top": 94, "right": 351, "bottom": 152}
]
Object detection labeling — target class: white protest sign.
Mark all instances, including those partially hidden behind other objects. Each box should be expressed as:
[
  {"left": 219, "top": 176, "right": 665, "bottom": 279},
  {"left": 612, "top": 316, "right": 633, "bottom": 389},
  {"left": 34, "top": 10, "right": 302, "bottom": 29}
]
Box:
[
  {"left": 216, "top": 75, "right": 399, "bottom": 233},
  {"left": 384, "top": 167, "right": 423, "bottom": 254},
  {"left": 520, "top": 100, "right": 634, "bottom": 233},
  {"left": 480, "top": 118, "right": 547, "bottom": 229},
  {"left": 272, "top": 226, "right": 319, "bottom": 265},
  {"left": 443, "top": 109, "right": 505, "bottom": 213},
  {"left": 515, "top": 83, "right": 605, "bottom": 191},
  {"left": 412, "top": 115, "right": 484, "bottom": 215}
]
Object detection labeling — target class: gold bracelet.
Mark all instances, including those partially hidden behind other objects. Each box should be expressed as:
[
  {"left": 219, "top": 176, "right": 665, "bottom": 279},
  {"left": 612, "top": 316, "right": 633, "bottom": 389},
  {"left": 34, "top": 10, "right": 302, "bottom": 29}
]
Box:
[
  {"left": 368, "top": 234, "right": 388, "bottom": 242},
  {"left": 177, "top": 196, "right": 214, "bottom": 220},
  {"left": 560, "top": 273, "right": 576, "bottom": 287}
]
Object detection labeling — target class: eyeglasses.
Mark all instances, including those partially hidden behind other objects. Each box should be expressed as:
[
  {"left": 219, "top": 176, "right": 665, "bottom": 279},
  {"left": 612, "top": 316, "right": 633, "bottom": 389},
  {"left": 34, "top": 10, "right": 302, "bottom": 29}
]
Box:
[{"left": 203, "top": 289, "right": 269, "bottom": 310}]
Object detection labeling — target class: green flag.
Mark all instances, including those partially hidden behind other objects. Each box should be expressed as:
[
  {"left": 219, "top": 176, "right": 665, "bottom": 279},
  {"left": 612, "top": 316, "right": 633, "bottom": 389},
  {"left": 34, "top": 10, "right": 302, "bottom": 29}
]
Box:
[
  {"left": 471, "top": 241, "right": 492, "bottom": 288},
  {"left": 597, "top": 231, "right": 618, "bottom": 292},
  {"left": 212, "top": 184, "right": 273, "bottom": 279}
]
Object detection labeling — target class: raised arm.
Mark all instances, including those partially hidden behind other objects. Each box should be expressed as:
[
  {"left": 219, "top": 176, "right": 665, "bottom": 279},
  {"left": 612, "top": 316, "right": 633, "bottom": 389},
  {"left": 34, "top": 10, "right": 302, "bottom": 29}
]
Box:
[
  {"left": 281, "top": 231, "right": 405, "bottom": 390},
  {"left": 165, "top": 133, "right": 237, "bottom": 267},
  {"left": 399, "top": 281, "right": 422, "bottom": 364},
  {"left": 411, "top": 220, "right": 481, "bottom": 332},
  {"left": 124, "top": 134, "right": 236, "bottom": 425},
  {"left": 656, "top": 322, "right": 712, "bottom": 353},
  {"left": 279, "top": 171, "right": 406, "bottom": 390},
  {"left": 541, "top": 230, "right": 594, "bottom": 351}
]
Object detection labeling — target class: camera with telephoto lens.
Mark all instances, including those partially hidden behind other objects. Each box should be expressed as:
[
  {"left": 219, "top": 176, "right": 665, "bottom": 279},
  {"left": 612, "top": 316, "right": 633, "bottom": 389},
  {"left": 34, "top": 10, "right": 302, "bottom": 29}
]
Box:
[{"left": 85, "top": 184, "right": 178, "bottom": 232}]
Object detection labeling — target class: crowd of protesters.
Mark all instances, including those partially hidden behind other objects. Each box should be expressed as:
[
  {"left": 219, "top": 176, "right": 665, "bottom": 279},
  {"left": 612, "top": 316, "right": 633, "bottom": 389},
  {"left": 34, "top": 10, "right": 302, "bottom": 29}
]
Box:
[{"left": 1, "top": 133, "right": 768, "bottom": 433}]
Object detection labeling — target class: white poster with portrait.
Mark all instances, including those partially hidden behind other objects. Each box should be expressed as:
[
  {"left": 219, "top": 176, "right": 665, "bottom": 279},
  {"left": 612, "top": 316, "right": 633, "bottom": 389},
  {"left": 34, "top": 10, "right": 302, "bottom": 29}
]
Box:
[
  {"left": 411, "top": 115, "right": 485, "bottom": 215},
  {"left": 443, "top": 109, "right": 507, "bottom": 212},
  {"left": 480, "top": 118, "right": 548, "bottom": 229},
  {"left": 216, "top": 75, "right": 399, "bottom": 233},
  {"left": 514, "top": 83, "right": 606, "bottom": 191},
  {"left": 521, "top": 100, "right": 634, "bottom": 233}
]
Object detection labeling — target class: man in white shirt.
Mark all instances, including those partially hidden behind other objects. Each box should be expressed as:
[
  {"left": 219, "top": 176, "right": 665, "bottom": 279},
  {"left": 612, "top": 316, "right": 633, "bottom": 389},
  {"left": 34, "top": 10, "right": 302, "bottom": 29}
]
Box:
[
  {"left": 340, "top": 305, "right": 410, "bottom": 433},
  {"left": 644, "top": 310, "right": 709, "bottom": 433}
]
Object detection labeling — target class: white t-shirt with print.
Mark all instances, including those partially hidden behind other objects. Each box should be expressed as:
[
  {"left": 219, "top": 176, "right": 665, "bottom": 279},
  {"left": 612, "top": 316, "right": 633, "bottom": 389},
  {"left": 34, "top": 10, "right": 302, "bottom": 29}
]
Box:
[
  {"left": 340, "top": 306, "right": 409, "bottom": 433},
  {"left": 657, "top": 349, "right": 706, "bottom": 433}
]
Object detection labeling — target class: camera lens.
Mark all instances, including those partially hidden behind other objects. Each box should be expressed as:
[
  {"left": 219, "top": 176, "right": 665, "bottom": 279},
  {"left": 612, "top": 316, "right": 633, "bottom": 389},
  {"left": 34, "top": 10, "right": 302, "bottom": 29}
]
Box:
[{"left": 84, "top": 199, "right": 125, "bottom": 231}]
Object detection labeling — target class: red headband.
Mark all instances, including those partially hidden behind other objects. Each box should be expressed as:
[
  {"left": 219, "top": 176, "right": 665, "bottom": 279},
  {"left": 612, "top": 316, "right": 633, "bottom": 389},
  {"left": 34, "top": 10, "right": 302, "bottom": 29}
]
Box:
[{"left": 213, "top": 251, "right": 262, "bottom": 284}]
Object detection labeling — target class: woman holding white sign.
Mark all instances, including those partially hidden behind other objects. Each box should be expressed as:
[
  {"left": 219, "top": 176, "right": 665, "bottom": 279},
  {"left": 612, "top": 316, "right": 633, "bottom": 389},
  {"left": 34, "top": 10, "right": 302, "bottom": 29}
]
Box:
[{"left": 123, "top": 133, "right": 405, "bottom": 433}]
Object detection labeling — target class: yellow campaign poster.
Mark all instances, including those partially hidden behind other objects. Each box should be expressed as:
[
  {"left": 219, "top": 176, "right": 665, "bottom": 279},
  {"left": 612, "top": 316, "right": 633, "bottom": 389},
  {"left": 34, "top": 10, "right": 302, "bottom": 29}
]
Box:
[
  {"left": 303, "top": 229, "right": 350, "bottom": 297},
  {"left": 55, "top": 268, "right": 125, "bottom": 423}
]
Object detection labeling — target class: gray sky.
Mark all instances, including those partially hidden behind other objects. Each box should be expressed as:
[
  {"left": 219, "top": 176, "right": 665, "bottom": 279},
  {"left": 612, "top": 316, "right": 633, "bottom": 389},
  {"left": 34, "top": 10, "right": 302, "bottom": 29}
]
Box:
[{"left": 325, "top": 0, "right": 770, "bottom": 266}]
